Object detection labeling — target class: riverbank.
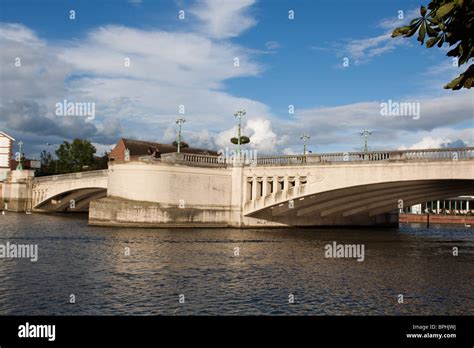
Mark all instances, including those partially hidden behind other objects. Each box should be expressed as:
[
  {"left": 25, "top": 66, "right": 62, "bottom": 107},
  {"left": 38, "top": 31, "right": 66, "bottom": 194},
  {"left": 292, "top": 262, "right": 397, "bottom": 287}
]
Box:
[{"left": 399, "top": 213, "right": 473, "bottom": 225}]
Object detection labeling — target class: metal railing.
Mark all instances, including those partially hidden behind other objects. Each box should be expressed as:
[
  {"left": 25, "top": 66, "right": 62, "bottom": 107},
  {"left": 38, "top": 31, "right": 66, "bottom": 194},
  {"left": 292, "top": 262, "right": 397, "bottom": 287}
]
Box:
[{"left": 33, "top": 169, "right": 109, "bottom": 183}]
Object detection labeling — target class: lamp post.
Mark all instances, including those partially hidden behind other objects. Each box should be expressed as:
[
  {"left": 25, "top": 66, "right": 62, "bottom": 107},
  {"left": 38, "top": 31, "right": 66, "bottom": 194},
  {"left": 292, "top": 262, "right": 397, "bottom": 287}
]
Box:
[
  {"left": 300, "top": 133, "right": 310, "bottom": 155},
  {"left": 16, "top": 141, "right": 23, "bottom": 170},
  {"left": 234, "top": 109, "right": 246, "bottom": 156},
  {"left": 176, "top": 116, "right": 186, "bottom": 153},
  {"left": 360, "top": 129, "right": 372, "bottom": 153}
]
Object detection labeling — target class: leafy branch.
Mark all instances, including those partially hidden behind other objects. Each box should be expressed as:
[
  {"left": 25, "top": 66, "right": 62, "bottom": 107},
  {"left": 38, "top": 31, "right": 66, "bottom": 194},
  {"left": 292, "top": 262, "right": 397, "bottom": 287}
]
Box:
[{"left": 392, "top": 0, "right": 473, "bottom": 90}]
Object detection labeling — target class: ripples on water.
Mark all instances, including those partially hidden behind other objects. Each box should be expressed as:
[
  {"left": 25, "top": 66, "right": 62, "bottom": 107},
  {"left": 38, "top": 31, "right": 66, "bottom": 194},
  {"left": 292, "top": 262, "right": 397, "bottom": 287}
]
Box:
[{"left": 0, "top": 213, "right": 473, "bottom": 315}]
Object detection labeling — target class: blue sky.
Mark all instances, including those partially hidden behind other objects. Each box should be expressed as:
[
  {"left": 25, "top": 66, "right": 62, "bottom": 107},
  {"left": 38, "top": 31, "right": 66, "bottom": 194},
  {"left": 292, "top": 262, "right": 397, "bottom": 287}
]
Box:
[{"left": 0, "top": 0, "right": 472, "bottom": 157}]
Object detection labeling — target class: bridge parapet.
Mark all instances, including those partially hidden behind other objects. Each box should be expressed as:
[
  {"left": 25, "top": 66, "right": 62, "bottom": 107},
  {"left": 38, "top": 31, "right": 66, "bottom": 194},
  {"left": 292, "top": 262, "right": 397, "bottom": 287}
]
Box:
[
  {"left": 161, "top": 152, "right": 227, "bottom": 167},
  {"left": 33, "top": 170, "right": 109, "bottom": 183},
  {"left": 255, "top": 147, "right": 473, "bottom": 166},
  {"left": 256, "top": 155, "right": 308, "bottom": 166},
  {"left": 117, "top": 148, "right": 473, "bottom": 169}
]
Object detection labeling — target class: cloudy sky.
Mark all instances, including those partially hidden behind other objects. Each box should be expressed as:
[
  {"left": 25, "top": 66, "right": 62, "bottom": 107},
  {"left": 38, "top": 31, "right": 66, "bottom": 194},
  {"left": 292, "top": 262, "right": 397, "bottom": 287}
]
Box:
[{"left": 0, "top": 0, "right": 472, "bottom": 158}]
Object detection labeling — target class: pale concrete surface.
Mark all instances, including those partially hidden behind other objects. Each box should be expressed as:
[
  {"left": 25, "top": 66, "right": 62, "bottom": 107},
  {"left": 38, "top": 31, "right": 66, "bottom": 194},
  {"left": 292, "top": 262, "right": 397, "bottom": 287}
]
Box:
[{"left": 4, "top": 148, "right": 473, "bottom": 227}]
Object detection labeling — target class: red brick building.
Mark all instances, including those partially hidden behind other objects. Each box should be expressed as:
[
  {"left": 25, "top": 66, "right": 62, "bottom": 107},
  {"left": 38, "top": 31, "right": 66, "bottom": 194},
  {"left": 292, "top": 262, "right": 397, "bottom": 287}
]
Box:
[
  {"left": 109, "top": 138, "right": 218, "bottom": 161},
  {"left": 10, "top": 159, "right": 41, "bottom": 170}
]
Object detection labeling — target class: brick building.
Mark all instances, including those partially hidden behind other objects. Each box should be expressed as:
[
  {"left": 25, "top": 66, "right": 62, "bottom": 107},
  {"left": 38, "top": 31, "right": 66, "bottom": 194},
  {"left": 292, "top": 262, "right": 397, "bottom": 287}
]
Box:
[
  {"left": 10, "top": 159, "right": 41, "bottom": 171},
  {"left": 109, "top": 138, "right": 218, "bottom": 161}
]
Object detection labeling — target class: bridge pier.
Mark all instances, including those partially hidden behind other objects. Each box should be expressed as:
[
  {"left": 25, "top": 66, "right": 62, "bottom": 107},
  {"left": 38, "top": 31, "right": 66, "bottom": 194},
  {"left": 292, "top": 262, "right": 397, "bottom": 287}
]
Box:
[
  {"left": 252, "top": 207, "right": 399, "bottom": 227},
  {"left": 1, "top": 170, "right": 35, "bottom": 212},
  {"left": 88, "top": 160, "right": 273, "bottom": 228}
]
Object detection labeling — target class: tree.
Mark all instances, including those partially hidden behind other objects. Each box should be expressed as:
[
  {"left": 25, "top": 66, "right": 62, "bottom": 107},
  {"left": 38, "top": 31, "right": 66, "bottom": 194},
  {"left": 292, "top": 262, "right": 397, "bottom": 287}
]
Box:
[
  {"left": 55, "top": 139, "right": 97, "bottom": 173},
  {"left": 91, "top": 151, "right": 109, "bottom": 170},
  {"left": 392, "top": 0, "right": 473, "bottom": 90},
  {"left": 37, "top": 150, "right": 56, "bottom": 176}
]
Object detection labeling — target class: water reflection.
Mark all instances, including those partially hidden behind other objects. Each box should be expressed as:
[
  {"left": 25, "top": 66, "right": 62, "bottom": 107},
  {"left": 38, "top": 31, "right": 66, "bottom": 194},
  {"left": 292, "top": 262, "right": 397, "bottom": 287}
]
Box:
[{"left": 0, "top": 213, "right": 473, "bottom": 315}]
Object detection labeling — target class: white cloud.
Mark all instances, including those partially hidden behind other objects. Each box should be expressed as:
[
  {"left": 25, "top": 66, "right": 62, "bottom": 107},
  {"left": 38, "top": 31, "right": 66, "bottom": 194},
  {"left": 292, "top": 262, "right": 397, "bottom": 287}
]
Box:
[
  {"left": 377, "top": 8, "right": 420, "bottom": 31},
  {"left": 0, "top": 23, "right": 43, "bottom": 45},
  {"left": 282, "top": 147, "right": 297, "bottom": 155},
  {"left": 328, "top": 8, "right": 421, "bottom": 66},
  {"left": 296, "top": 93, "right": 473, "bottom": 132},
  {"left": 53, "top": 24, "right": 264, "bottom": 131},
  {"left": 214, "top": 126, "right": 237, "bottom": 150},
  {"left": 404, "top": 136, "right": 451, "bottom": 149},
  {"left": 0, "top": 23, "right": 72, "bottom": 101},
  {"left": 190, "top": 0, "right": 257, "bottom": 39},
  {"left": 284, "top": 92, "right": 474, "bottom": 152},
  {"left": 58, "top": 26, "right": 261, "bottom": 89},
  {"left": 245, "top": 118, "right": 278, "bottom": 152},
  {"left": 340, "top": 33, "right": 407, "bottom": 65},
  {"left": 214, "top": 118, "right": 282, "bottom": 154},
  {"left": 0, "top": 22, "right": 269, "bottom": 152},
  {"left": 398, "top": 128, "right": 473, "bottom": 150},
  {"left": 265, "top": 41, "right": 281, "bottom": 51}
]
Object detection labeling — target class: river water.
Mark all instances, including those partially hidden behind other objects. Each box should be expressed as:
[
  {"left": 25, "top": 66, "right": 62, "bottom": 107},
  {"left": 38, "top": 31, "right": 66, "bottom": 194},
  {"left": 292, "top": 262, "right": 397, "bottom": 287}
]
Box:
[{"left": 0, "top": 213, "right": 473, "bottom": 315}]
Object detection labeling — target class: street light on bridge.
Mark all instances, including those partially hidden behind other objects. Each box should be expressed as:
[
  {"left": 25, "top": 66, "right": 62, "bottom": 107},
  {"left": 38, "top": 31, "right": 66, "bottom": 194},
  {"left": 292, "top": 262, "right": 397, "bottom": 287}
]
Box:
[
  {"left": 300, "top": 133, "right": 310, "bottom": 155},
  {"left": 175, "top": 116, "right": 186, "bottom": 153},
  {"left": 360, "top": 129, "right": 372, "bottom": 153},
  {"left": 16, "top": 141, "right": 24, "bottom": 170},
  {"left": 233, "top": 109, "right": 246, "bottom": 156}
]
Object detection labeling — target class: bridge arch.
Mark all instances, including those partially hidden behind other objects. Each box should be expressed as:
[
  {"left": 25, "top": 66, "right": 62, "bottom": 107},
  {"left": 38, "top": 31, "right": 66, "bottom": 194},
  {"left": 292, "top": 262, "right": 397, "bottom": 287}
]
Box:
[
  {"left": 32, "top": 170, "right": 108, "bottom": 212},
  {"left": 243, "top": 154, "right": 474, "bottom": 226},
  {"left": 34, "top": 187, "right": 107, "bottom": 212},
  {"left": 246, "top": 179, "right": 473, "bottom": 226}
]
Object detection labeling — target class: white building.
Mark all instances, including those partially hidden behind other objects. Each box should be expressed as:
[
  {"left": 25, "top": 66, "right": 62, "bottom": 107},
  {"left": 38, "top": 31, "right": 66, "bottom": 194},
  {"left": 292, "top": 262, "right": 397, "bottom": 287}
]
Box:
[{"left": 0, "top": 131, "right": 14, "bottom": 182}]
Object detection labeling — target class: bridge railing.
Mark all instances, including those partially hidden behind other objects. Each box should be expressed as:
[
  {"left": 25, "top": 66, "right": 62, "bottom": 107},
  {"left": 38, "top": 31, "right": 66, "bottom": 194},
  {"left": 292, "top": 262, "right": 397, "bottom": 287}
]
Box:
[
  {"left": 254, "top": 147, "right": 474, "bottom": 166},
  {"left": 161, "top": 152, "right": 228, "bottom": 167},
  {"left": 33, "top": 169, "right": 109, "bottom": 183},
  {"left": 254, "top": 155, "right": 307, "bottom": 166}
]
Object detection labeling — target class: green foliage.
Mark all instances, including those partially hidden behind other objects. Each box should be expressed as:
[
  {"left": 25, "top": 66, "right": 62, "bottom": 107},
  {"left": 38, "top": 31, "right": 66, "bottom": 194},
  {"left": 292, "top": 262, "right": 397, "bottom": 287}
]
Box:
[
  {"left": 392, "top": 0, "right": 473, "bottom": 89},
  {"left": 230, "top": 136, "right": 250, "bottom": 145},
  {"left": 36, "top": 140, "right": 108, "bottom": 176},
  {"left": 37, "top": 150, "right": 56, "bottom": 176},
  {"left": 172, "top": 141, "right": 189, "bottom": 149},
  {"left": 55, "top": 139, "right": 97, "bottom": 173},
  {"left": 91, "top": 152, "right": 110, "bottom": 171}
]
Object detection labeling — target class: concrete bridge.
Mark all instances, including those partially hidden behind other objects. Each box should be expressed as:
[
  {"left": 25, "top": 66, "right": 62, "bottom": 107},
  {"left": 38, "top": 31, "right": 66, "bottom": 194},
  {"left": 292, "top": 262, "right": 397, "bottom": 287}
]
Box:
[
  {"left": 243, "top": 149, "right": 473, "bottom": 226},
  {"left": 32, "top": 170, "right": 107, "bottom": 212},
  {"left": 7, "top": 147, "right": 473, "bottom": 227}
]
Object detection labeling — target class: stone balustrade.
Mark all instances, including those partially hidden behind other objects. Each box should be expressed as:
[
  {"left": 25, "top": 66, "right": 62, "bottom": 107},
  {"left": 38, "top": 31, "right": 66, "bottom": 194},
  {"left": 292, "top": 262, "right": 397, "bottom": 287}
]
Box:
[
  {"left": 160, "top": 152, "right": 227, "bottom": 167},
  {"left": 255, "top": 147, "right": 473, "bottom": 166},
  {"left": 33, "top": 170, "right": 108, "bottom": 183}
]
